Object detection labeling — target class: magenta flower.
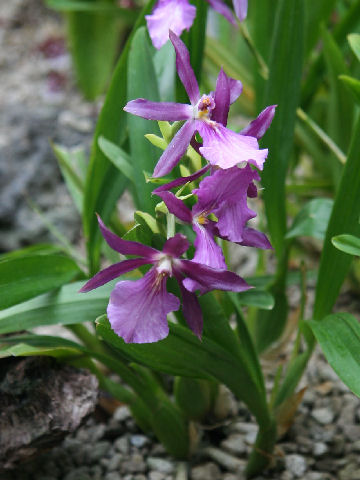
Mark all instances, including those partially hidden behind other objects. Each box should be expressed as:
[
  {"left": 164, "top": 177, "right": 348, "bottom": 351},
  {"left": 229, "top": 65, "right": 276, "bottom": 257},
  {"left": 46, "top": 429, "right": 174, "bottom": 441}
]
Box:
[
  {"left": 80, "top": 215, "right": 250, "bottom": 343},
  {"left": 156, "top": 165, "right": 272, "bottom": 270},
  {"left": 124, "top": 32, "right": 272, "bottom": 178},
  {"left": 146, "top": 0, "right": 248, "bottom": 49}
]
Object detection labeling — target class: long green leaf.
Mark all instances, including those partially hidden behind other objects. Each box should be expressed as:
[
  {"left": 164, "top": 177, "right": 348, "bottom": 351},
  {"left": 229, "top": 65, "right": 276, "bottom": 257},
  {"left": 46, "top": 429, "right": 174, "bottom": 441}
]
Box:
[
  {"left": 0, "top": 280, "right": 116, "bottom": 334},
  {"left": 348, "top": 33, "right": 360, "bottom": 62},
  {"left": 46, "top": 0, "right": 137, "bottom": 20},
  {"left": 314, "top": 115, "right": 360, "bottom": 320},
  {"left": 98, "top": 136, "right": 135, "bottom": 183},
  {"left": 286, "top": 198, "right": 333, "bottom": 241},
  {"left": 261, "top": 0, "right": 304, "bottom": 255},
  {"left": 127, "top": 26, "right": 160, "bottom": 211},
  {"left": 332, "top": 234, "right": 360, "bottom": 257},
  {"left": 339, "top": 75, "right": 360, "bottom": 105},
  {"left": 309, "top": 313, "right": 360, "bottom": 397},
  {"left": 83, "top": 0, "right": 156, "bottom": 275},
  {"left": 0, "top": 255, "right": 81, "bottom": 310}
]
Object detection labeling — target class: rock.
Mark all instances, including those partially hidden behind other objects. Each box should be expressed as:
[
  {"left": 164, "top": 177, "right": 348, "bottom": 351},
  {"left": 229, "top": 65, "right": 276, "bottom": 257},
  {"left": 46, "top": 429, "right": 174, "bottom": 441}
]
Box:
[
  {"left": 87, "top": 424, "right": 106, "bottom": 442},
  {"left": 191, "top": 462, "right": 221, "bottom": 480},
  {"left": 114, "top": 436, "right": 130, "bottom": 455},
  {"left": 121, "top": 454, "right": 146, "bottom": 473},
  {"left": 107, "top": 453, "right": 123, "bottom": 472},
  {"left": 64, "top": 467, "right": 91, "bottom": 480},
  {"left": 104, "top": 473, "right": 122, "bottom": 480},
  {"left": 85, "top": 441, "right": 111, "bottom": 464},
  {"left": 311, "top": 407, "right": 335, "bottom": 425},
  {"left": 0, "top": 357, "right": 98, "bottom": 470},
  {"left": 130, "top": 435, "right": 149, "bottom": 449},
  {"left": 201, "top": 447, "right": 245, "bottom": 472},
  {"left": 149, "top": 472, "right": 166, "bottom": 480},
  {"left": 314, "top": 442, "right": 328, "bottom": 457},
  {"left": 147, "top": 457, "right": 174, "bottom": 474},
  {"left": 285, "top": 454, "right": 307, "bottom": 478},
  {"left": 113, "top": 406, "right": 131, "bottom": 422},
  {"left": 221, "top": 434, "right": 247, "bottom": 455}
]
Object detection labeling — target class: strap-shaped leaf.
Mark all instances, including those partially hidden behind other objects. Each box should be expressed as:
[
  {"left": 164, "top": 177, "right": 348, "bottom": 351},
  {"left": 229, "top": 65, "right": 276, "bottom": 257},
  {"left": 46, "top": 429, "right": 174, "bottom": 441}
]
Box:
[{"left": 286, "top": 198, "right": 333, "bottom": 241}]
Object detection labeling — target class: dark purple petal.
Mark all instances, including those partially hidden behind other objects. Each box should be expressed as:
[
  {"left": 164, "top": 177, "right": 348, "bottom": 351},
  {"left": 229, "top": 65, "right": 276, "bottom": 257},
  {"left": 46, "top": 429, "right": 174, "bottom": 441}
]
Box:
[
  {"left": 211, "top": 68, "right": 230, "bottom": 126},
  {"left": 247, "top": 181, "right": 258, "bottom": 198},
  {"left": 232, "top": 0, "right": 247, "bottom": 21},
  {"left": 206, "top": 0, "right": 237, "bottom": 24},
  {"left": 193, "top": 223, "right": 227, "bottom": 269},
  {"left": 79, "top": 258, "right": 151, "bottom": 292},
  {"left": 175, "top": 273, "right": 203, "bottom": 339},
  {"left": 97, "top": 215, "right": 158, "bottom": 259},
  {"left": 179, "top": 259, "right": 251, "bottom": 294},
  {"left": 197, "top": 121, "right": 268, "bottom": 170},
  {"left": 124, "top": 98, "right": 192, "bottom": 121},
  {"left": 162, "top": 233, "right": 189, "bottom": 257},
  {"left": 215, "top": 201, "right": 255, "bottom": 242},
  {"left": 169, "top": 31, "right": 200, "bottom": 105},
  {"left": 156, "top": 191, "right": 192, "bottom": 223},
  {"left": 145, "top": 0, "right": 196, "bottom": 49},
  {"left": 153, "top": 164, "right": 210, "bottom": 193},
  {"left": 107, "top": 268, "right": 180, "bottom": 343},
  {"left": 240, "top": 105, "right": 277, "bottom": 139},
  {"left": 153, "top": 120, "right": 197, "bottom": 177},
  {"left": 228, "top": 77, "right": 243, "bottom": 104},
  {"left": 237, "top": 227, "right": 273, "bottom": 250}
]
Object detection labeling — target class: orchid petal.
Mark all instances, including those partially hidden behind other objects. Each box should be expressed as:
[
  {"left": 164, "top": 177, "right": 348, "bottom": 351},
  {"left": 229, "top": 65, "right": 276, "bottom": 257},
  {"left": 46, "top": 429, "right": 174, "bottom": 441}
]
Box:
[
  {"left": 169, "top": 31, "right": 200, "bottom": 105},
  {"left": 175, "top": 273, "right": 203, "bottom": 339},
  {"left": 153, "top": 120, "right": 197, "bottom": 177},
  {"left": 232, "top": 0, "right": 248, "bottom": 21},
  {"left": 212, "top": 68, "right": 230, "bottom": 126},
  {"left": 228, "top": 77, "right": 243, "bottom": 104},
  {"left": 215, "top": 201, "right": 255, "bottom": 242},
  {"left": 241, "top": 105, "right": 277, "bottom": 139},
  {"left": 108, "top": 269, "right": 180, "bottom": 343},
  {"left": 146, "top": 0, "right": 196, "bottom": 50},
  {"left": 193, "top": 223, "right": 227, "bottom": 270},
  {"left": 206, "top": 0, "right": 237, "bottom": 25},
  {"left": 124, "top": 98, "right": 192, "bottom": 121},
  {"left": 97, "top": 215, "right": 158, "bottom": 259},
  {"left": 237, "top": 227, "right": 273, "bottom": 250},
  {"left": 156, "top": 191, "right": 192, "bottom": 223},
  {"left": 153, "top": 165, "right": 210, "bottom": 193},
  {"left": 79, "top": 258, "right": 151, "bottom": 292},
  {"left": 163, "top": 233, "right": 190, "bottom": 257},
  {"left": 180, "top": 259, "right": 251, "bottom": 294},
  {"left": 197, "top": 122, "right": 268, "bottom": 170}
]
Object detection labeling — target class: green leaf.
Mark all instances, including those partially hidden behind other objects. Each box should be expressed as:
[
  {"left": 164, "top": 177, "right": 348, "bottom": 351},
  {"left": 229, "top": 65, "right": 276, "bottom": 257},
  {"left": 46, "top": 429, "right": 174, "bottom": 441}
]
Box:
[
  {"left": 314, "top": 116, "right": 360, "bottom": 320},
  {"left": 0, "top": 341, "right": 81, "bottom": 359},
  {"left": 348, "top": 33, "right": 360, "bottom": 63},
  {"left": 83, "top": 0, "right": 156, "bottom": 275},
  {"left": 286, "top": 198, "right": 333, "bottom": 240},
  {"left": 98, "top": 136, "right": 135, "bottom": 183},
  {"left": 66, "top": 9, "right": 119, "bottom": 99},
  {"left": 46, "top": 0, "right": 137, "bottom": 20},
  {"left": 127, "top": 26, "right": 160, "bottom": 212},
  {"left": 261, "top": 0, "right": 304, "bottom": 255},
  {"left": 332, "top": 234, "right": 360, "bottom": 257},
  {"left": 0, "top": 280, "right": 116, "bottom": 334},
  {"left": 339, "top": 75, "right": 360, "bottom": 105},
  {"left": 235, "top": 288, "right": 275, "bottom": 310},
  {"left": 96, "top": 316, "right": 270, "bottom": 426},
  {"left": 0, "top": 244, "right": 62, "bottom": 260},
  {"left": 303, "top": 0, "right": 336, "bottom": 56},
  {"left": 309, "top": 313, "right": 360, "bottom": 397},
  {"left": 0, "top": 255, "right": 81, "bottom": 310},
  {"left": 52, "top": 143, "right": 84, "bottom": 213}
]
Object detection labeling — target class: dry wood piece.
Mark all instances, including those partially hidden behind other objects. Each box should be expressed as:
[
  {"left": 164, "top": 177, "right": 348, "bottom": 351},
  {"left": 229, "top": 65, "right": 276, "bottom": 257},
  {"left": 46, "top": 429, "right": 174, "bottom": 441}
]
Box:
[{"left": 0, "top": 356, "right": 98, "bottom": 470}]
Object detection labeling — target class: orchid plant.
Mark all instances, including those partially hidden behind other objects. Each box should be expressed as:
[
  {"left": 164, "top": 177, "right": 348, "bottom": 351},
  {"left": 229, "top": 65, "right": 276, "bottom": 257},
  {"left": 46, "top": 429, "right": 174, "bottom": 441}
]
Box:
[{"left": 1, "top": 1, "right": 360, "bottom": 478}]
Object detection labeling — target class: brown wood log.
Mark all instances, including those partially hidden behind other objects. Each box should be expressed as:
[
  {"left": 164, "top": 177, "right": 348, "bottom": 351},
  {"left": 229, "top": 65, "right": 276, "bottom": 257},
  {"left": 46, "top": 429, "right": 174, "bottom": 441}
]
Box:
[{"left": 0, "top": 356, "right": 98, "bottom": 470}]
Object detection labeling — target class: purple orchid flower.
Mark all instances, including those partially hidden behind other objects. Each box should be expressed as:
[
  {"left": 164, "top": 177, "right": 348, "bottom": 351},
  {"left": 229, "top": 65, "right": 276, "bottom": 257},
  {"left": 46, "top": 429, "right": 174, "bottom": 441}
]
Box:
[
  {"left": 124, "top": 31, "right": 271, "bottom": 178},
  {"left": 146, "top": 0, "right": 248, "bottom": 50},
  {"left": 80, "top": 215, "right": 250, "bottom": 344},
  {"left": 156, "top": 165, "right": 272, "bottom": 270}
]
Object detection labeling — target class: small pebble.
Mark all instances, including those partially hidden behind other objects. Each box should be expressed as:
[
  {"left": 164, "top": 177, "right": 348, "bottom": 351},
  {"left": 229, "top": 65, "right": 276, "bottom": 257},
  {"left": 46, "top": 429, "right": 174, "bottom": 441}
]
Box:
[
  {"left": 121, "top": 454, "right": 146, "bottom": 473},
  {"left": 148, "top": 472, "right": 166, "bottom": 480},
  {"left": 105, "top": 473, "right": 122, "bottom": 480},
  {"left": 311, "top": 407, "right": 335, "bottom": 425},
  {"left": 115, "top": 436, "right": 130, "bottom": 455},
  {"left": 191, "top": 462, "right": 221, "bottom": 480},
  {"left": 147, "top": 457, "right": 174, "bottom": 474},
  {"left": 285, "top": 454, "right": 307, "bottom": 478},
  {"left": 113, "top": 406, "right": 131, "bottom": 422},
  {"left": 130, "top": 434, "right": 149, "bottom": 448},
  {"left": 221, "top": 434, "right": 247, "bottom": 455},
  {"left": 202, "top": 447, "right": 245, "bottom": 472},
  {"left": 314, "top": 442, "right": 328, "bottom": 457},
  {"left": 107, "top": 453, "right": 123, "bottom": 472}
]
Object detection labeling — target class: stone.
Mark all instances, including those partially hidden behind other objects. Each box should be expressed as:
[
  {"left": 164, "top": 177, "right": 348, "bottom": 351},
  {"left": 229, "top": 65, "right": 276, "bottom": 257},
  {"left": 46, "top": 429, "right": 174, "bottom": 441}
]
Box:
[
  {"left": 113, "top": 406, "right": 131, "bottom": 422},
  {"left": 114, "top": 436, "right": 130, "bottom": 455},
  {"left": 285, "top": 454, "right": 307, "bottom": 478},
  {"left": 107, "top": 453, "right": 123, "bottom": 472},
  {"left": 147, "top": 457, "right": 174, "bottom": 474},
  {"left": 130, "top": 434, "right": 149, "bottom": 449},
  {"left": 314, "top": 442, "right": 328, "bottom": 457},
  {"left": 202, "top": 447, "right": 245, "bottom": 472},
  {"left": 121, "top": 454, "right": 146, "bottom": 473},
  {"left": 221, "top": 434, "right": 247, "bottom": 455},
  {"left": 149, "top": 472, "right": 166, "bottom": 480},
  {"left": 64, "top": 467, "right": 91, "bottom": 480},
  {"left": 104, "top": 473, "right": 122, "bottom": 480},
  {"left": 311, "top": 407, "right": 335, "bottom": 425},
  {"left": 191, "top": 462, "right": 222, "bottom": 480},
  {"left": 85, "top": 441, "right": 111, "bottom": 464}
]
